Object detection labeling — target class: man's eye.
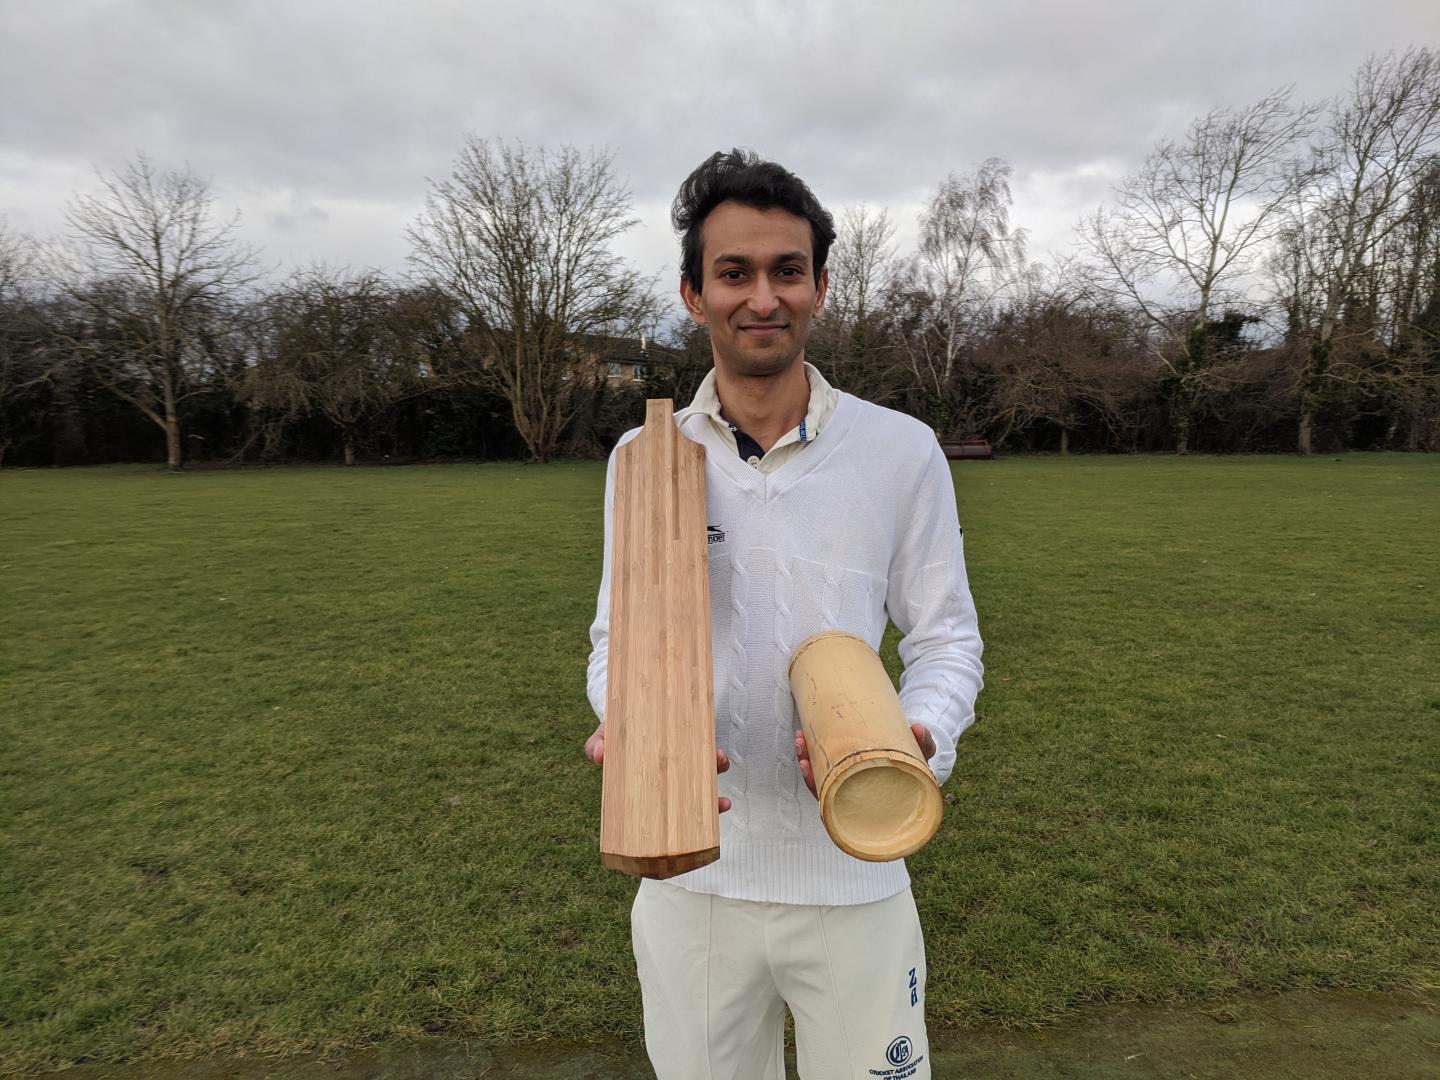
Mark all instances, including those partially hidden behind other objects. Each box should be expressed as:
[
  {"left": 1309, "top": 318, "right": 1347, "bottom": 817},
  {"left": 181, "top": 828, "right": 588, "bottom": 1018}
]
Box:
[{"left": 720, "top": 269, "right": 744, "bottom": 282}]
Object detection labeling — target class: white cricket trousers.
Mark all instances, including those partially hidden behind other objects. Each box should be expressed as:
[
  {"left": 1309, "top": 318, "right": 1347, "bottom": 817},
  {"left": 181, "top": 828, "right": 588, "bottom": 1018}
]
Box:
[{"left": 631, "top": 878, "right": 930, "bottom": 1080}]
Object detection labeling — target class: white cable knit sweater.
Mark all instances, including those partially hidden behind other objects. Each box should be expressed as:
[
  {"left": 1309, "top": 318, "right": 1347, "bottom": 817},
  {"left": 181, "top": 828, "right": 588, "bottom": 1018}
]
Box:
[{"left": 587, "top": 391, "right": 984, "bottom": 905}]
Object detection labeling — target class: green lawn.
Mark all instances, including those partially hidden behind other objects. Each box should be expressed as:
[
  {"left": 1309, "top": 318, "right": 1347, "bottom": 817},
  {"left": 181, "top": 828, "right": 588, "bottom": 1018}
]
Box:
[{"left": 1, "top": 455, "right": 1436, "bottom": 1073}]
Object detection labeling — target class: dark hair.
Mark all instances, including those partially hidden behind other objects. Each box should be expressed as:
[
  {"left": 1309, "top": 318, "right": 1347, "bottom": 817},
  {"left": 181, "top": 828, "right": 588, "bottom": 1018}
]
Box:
[{"left": 672, "top": 149, "right": 836, "bottom": 292}]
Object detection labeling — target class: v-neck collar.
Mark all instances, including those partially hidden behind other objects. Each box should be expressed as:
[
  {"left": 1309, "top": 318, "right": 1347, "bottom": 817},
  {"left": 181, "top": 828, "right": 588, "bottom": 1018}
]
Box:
[
  {"left": 681, "top": 393, "right": 859, "bottom": 502},
  {"left": 677, "top": 362, "right": 839, "bottom": 471}
]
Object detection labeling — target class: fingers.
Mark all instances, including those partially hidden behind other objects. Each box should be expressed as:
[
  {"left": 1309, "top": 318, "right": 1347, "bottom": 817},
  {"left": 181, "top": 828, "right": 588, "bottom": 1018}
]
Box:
[
  {"left": 794, "top": 731, "right": 818, "bottom": 798},
  {"left": 593, "top": 739, "right": 732, "bottom": 810},
  {"left": 591, "top": 735, "right": 729, "bottom": 773},
  {"left": 584, "top": 728, "right": 604, "bottom": 765},
  {"left": 910, "top": 723, "right": 936, "bottom": 761},
  {"left": 717, "top": 750, "right": 731, "bottom": 812},
  {"left": 798, "top": 758, "right": 817, "bottom": 797}
]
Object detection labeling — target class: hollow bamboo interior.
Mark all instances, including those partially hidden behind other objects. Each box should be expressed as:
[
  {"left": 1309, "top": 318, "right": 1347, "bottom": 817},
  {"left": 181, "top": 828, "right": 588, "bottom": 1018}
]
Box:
[{"left": 789, "top": 631, "right": 943, "bottom": 861}]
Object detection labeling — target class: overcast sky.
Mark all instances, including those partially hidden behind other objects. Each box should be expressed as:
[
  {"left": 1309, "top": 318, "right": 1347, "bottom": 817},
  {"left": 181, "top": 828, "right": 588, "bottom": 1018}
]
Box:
[{"left": 3, "top": 0, "right": 1437, "bottom": 313}]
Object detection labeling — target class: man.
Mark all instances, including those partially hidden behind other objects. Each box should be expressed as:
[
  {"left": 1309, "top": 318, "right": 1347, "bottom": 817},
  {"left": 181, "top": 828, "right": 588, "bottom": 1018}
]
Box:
[{"left": 585, "top": 149, "right": 983, "bottom": 1080}]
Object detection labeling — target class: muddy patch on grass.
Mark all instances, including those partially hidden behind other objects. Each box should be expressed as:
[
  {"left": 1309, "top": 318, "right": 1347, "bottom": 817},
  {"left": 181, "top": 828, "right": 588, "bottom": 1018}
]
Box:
[
  {"left": 930, "top": 989, "right": 1439, "bottom": 1079},
  {"left": 28, "top": 989, "right": 1439, "bottom": 1079}
]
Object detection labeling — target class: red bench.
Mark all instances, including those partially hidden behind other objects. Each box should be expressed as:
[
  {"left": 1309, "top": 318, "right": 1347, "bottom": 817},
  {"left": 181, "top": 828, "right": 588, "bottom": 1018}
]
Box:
[{"left": 939, "top": 438, "right": 994, "bottom": 460}]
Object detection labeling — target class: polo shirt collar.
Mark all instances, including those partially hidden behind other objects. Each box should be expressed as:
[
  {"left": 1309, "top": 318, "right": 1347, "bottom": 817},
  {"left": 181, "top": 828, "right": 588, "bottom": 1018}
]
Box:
[{"left": 677, "top": 361, "right": 839, "bottom": 448}]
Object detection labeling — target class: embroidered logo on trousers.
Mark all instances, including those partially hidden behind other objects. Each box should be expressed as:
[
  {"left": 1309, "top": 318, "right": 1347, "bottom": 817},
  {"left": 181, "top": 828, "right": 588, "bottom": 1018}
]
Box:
[
  {"left": 886, "top": 1037, "right": 913, "bottom": 1066},
  {"left": 868, "top": 1035, "right": 924, "bottom": 1078}
]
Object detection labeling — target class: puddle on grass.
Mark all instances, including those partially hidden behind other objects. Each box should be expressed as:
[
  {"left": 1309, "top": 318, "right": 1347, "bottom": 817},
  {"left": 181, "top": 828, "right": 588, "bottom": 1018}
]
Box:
[{"left": 31, "top": 989, "right": 1439, "bottom": 1080}]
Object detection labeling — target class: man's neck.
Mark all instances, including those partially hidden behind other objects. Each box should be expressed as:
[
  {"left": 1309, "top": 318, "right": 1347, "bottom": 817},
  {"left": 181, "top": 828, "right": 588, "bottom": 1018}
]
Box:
[{"left": 712, "top": 358, "right": 810, "bottom": 454}]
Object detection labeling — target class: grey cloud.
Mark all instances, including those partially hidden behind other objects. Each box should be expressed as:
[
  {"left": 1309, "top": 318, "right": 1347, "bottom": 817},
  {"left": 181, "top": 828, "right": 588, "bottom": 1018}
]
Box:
[
  {"left": 3, "top": 0, "right": 1437, "bottom": 278},
  {"left": 265, "top": 197, "right": 331, "bottom": 235}
]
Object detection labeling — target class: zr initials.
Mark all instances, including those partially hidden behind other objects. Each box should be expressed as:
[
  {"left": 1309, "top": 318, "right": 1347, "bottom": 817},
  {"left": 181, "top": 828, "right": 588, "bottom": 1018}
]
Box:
[{"left": 909, "top": 967, "right": 918, "bottom": 1007}]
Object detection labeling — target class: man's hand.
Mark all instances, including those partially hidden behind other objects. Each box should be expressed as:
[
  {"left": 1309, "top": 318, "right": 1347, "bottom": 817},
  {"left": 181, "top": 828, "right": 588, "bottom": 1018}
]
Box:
[
  {"left": 795, "top": 723, "right": 938, "bottom": 799},
  {"left": 909, "top": 722, "right": 938, "bottom": 762},
  {"left": 585, "top": 725, "right": 732, "bottom": 813}
]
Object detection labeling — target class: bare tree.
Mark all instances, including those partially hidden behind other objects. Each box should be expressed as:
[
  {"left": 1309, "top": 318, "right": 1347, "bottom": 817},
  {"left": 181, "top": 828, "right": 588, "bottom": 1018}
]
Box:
[
  {"left": 1370, "top": 157, "right": 1440, "bottom": 450},
  {"left": 1383, "top": 159, "right": 1440, "bottom": 340},
  {"left": 0, "top": 219, "right": 28, "bottom": 296},
  {"left": 1080, "top": 89, "right": 1314, "bottom": 452},
  {"left": 408, "top": 138, "right": 660, "bottom": 462},
  {"left": 900, "top": 159, "right": 1027, "bottom": 420},
  {"left": 1279, "top": 48, "right": 1440, "bottom": 452},
  {"left": 385, "top": 282, "right": 469, "bottom": 382},
  {"left": 809, "top": 204, "right": 901, "bottom": 400},
  {"left": 245, "top": 267, "right": 431, "bottom": 466},
  {"left": 828, "top": 205, "right": 897, "bottom": 328},
  {"left": 0, "top": 219, "right": 50, "bottom": 467},
  {"left": 49, "top": 155, "right": 259, "bottom": 469},
  {"left": 980, "top": 272, "right": 1148, "bottom": 453}
]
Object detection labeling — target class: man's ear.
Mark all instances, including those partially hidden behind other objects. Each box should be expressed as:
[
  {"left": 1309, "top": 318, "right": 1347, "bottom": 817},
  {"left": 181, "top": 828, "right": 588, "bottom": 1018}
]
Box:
[
  {"left": 680, "top": 275, "right": 706, "bottom": 325},
  {"left": 813, "top": 266, "right": 829, "bottom": 316}
]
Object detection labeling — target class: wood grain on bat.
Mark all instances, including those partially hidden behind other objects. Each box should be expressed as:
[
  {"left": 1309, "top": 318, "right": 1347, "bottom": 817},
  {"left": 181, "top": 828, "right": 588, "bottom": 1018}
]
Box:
[{"left": 600, "top": 399, "right": 719, "bottom": 878}]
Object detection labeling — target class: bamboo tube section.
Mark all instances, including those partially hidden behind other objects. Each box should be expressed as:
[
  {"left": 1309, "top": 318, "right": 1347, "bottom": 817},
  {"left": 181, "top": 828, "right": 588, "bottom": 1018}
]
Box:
[
  {"left": 600, "top": 399, "right": 720, "bottom": 878},
  {"left": 789, "top": 631, "right": 943, "bottom": 862}
]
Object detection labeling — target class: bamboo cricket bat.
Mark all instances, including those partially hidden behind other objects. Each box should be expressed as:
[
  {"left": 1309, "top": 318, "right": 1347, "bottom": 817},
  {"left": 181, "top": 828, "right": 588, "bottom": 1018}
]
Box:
[{"left": 599, "top": 399, "right": 720, "bottom": 878}]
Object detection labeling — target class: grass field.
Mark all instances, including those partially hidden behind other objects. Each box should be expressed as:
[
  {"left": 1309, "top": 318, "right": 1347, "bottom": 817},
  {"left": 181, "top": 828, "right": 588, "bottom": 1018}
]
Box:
[{"left": 1, "top": 455, "right": 1437, "bottom": 1073}]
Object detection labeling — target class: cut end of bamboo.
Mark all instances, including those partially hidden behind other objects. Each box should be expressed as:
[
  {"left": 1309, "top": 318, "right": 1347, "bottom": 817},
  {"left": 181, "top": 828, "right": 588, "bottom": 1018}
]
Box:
[
  {"left": 820, "top": 754, "right": 942, "bottom": 862},
  {"left": 790, "top": 630, "right": 945, "bottom": 863}
]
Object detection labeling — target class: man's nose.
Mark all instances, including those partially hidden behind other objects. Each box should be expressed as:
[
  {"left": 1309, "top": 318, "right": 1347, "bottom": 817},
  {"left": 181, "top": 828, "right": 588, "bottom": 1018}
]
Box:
[{"left": 747, "top": 277, "right": 779, "bottom": 318}]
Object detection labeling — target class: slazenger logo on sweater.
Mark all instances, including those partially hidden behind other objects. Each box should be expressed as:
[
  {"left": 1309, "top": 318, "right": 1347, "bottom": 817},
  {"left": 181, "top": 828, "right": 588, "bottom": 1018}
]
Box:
[{"left": 707, "top": 525, "right": 727, "bottom": 545}]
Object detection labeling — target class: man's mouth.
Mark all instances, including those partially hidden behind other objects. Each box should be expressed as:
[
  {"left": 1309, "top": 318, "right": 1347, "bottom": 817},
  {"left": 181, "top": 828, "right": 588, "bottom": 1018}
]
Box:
[{"left": 739, "top": 324, "right": 787, "bottom": 335}]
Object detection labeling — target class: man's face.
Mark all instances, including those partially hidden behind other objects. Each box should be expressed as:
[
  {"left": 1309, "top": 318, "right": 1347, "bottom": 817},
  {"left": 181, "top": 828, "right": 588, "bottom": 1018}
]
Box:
[{"left": 680, "top": 200, "right": 828, "bottom": 379}]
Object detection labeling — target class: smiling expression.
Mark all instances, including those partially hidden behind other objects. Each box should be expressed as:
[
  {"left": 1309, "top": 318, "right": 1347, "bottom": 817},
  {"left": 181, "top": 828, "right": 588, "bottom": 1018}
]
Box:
[{"left": 681, "top": 201, "right": 828, "bottom": 378}]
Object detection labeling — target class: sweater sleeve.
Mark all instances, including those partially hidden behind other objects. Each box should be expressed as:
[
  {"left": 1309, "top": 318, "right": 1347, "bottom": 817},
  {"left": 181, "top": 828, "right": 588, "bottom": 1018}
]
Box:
[
  {"left": 884, "top": 439, "right": 984, "bottom": 786},
  {"left": 587, "top": 429, "right": 642, "bottom": 724},
  {"left": 585, "top": 446, "right": 619, "bottom": 725}
]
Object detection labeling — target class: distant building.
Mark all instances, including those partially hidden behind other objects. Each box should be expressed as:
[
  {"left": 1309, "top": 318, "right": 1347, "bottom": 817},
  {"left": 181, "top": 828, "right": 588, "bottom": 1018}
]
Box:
[{"left": 573, "top": 333, "right": 682, "bottom": 385}]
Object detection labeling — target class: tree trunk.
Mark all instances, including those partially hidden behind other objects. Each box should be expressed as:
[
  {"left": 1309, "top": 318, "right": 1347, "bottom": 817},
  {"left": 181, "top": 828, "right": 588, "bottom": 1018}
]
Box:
[
  {"left": 164, "top": 413, "right": 181, "bottom": 471},
  {"left": 162, "top": 362, "right": 182, "bottom": 471},
  {"left": 344, "top": 440, "right": 355, "bottom": 467},
  {"left": 1167, "top": 370, "right": 1195, "bottom": 455},
  {"left": 1059, "top": 427, "right": 1070, "bottom": 456},
  {"left": 1299, "top": 334, "right": 1332, "bottom": 455},
  {"left": 1173, "top": 412, "right": 1190, "bottom": 455},
  {"left": 509, "top": 396, "right": 542, "bottom": 462},
  {"left": 263, "top": 421, "right": 284, "bottom": 461}
]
